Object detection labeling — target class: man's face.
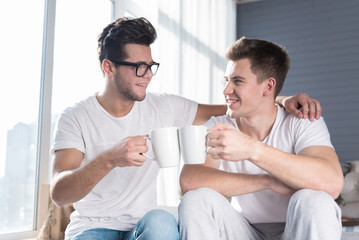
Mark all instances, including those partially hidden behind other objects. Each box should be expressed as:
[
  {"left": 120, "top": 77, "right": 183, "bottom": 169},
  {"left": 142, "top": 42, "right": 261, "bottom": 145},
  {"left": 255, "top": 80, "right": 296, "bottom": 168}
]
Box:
[
  {"left": 223, "top": 58, "right": 265, "bottom": 118},
  {"left": 113, "top": 43, "right": 154, "bottom": 102}
]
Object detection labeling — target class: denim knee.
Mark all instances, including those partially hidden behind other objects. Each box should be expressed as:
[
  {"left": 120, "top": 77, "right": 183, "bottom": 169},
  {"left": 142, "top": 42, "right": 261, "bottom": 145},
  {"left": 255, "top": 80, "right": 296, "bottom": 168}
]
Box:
[
  {"left": 134, "top": 209, "right": 178, "bottom": 240},
  {"left": 69, "top": 228, "right": 121, "bottom": 240}
]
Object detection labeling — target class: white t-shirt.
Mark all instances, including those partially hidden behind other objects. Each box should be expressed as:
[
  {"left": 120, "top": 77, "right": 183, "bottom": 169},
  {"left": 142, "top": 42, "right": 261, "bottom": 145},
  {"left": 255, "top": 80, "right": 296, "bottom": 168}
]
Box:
[
  {"left": 51, "top": 92, "right": 197, "bottom": 238},
  {"left": 204, "top": 105, "right": 333, "bottom": 224}
]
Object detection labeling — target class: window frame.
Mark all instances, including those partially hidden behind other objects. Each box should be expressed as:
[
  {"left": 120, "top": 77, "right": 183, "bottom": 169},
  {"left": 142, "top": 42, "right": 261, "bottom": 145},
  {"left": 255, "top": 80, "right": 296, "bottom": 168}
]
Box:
[
  {"left": 1, "top": 0, "right": 56, "bottom": 239},
  {"left": 34, "top": 0, "right": 57, "bottom": 235},
  {"left": 0, "top": 0, "right": 115, "bottom": 238}
]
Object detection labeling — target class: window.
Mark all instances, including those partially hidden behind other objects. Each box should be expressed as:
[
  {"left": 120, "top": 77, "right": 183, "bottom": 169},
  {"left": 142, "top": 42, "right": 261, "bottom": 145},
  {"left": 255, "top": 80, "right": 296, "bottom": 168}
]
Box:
[
  {"left": 0, "top": 0, "right": 45, "bottom": 235},
  {"left": 0, "top": 0, "right": 235, "bottom": 237},
  {"left": 0, "top": 0, "right": 112, "bottom": 238},
  {"left": 51, "top": 0, "right": 113, "bottom": 118},
  {"left": 50, "top": 0, "right": 113, "bottom": 186}
]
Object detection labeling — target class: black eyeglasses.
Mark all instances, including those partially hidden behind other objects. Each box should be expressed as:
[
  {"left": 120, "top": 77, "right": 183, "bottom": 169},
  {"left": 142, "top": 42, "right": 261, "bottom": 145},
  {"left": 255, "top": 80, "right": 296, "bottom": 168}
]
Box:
[{"left": 110, "top": 60, "right": 160, "bottom": 77}]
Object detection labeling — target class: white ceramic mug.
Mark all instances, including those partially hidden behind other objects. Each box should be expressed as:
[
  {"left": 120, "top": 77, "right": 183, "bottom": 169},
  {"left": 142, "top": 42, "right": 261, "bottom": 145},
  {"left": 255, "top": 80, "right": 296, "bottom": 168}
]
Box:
[
  {"left": 179, "top": 126, "right": 209, "bottom": 164},
  {"left": 145, "top": 127, "right": 181, "bottom": 168}
]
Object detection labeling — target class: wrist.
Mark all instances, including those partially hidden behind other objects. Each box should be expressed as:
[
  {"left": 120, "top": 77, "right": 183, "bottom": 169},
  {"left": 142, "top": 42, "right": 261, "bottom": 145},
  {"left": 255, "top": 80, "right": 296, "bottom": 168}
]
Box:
[
  {"left": 249, "top": 140, "right": 265, "bottom": 162},
  {"left": 262, "top": 174, "right": 272, "bottom": 190},
  {"left": 275, "top": 96, "right": 287, "bottom": 108},
  {"left": 257, "top": 174, "right": 272, "bottom": 191},
  {"left": 281, "top": 96, "right": 289, "bottom": 109},
  {"left": 96, "top": 151, "right": 116, "bottom": 171}
]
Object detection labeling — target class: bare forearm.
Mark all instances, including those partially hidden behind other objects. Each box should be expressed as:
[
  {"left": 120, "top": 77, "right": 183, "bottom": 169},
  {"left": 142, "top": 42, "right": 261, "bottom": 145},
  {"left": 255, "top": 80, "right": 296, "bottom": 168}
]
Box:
[
  {"left": 193, "top": 104, "right": 227, "bottom": 125},
  {"left": 275, "top": 96, "right": 287, "bottom": 108},
  {"left": 251, "top": 143, "right": 343, "bottom": 198},
  {"left": 194, "top": 95, "right": 307, "bottom": 125},
  {"left": 51, "top": 155, "right": 113, "bottom": 206},
  {"left": 180, "top": 165, "right": 268, "bottom": 197}
]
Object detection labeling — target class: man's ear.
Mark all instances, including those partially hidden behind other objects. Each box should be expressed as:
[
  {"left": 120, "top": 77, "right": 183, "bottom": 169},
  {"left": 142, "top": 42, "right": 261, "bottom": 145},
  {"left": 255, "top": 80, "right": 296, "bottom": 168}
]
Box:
[
  {"left": 263, "top": 77, "right": 276, "bottom": 96},
  {"left": 102, "top": 59, "right": 116, "bottom": 77}
]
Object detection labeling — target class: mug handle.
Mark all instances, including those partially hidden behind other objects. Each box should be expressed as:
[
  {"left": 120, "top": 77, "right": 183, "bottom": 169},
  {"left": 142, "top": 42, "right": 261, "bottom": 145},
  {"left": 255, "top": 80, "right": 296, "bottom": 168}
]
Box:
[
  {"left": 142, "top": 137, "right": 155, "bottom": 161},
  {"left": 205, "top": 130, "right": 212, "bottom": 154}
]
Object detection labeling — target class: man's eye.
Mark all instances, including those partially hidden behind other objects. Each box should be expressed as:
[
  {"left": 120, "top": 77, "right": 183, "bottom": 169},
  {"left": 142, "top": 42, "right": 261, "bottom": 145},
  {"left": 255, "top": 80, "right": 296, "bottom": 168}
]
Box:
[{"left": 138, "top": 64, "right": 147, "bottom": 69}]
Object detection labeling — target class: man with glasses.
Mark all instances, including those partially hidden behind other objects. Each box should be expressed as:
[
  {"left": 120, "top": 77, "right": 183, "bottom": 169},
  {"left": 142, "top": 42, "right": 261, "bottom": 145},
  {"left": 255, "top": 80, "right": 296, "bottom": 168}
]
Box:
[{"left": 49, "top": 17, "right": 322, "bottom": 240}]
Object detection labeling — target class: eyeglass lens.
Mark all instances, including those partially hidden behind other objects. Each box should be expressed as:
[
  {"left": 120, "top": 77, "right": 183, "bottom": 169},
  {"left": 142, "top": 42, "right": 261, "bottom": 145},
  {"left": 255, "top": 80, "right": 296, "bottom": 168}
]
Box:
[{"left": 137, "top": 63, "right": 159, "bottom": 77}]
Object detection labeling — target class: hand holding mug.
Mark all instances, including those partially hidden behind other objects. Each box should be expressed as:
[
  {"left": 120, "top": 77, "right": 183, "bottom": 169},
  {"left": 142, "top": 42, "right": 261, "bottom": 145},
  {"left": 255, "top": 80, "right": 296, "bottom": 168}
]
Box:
[
  {"left": 143, "top": 127, "right": 181, "bottom": 168},
  {"left": 143, "top": 126, "right": 210, "bottom": 168},
  {"left": 105, "top": 136, "right": 148, "bottom": 167},
  {"left": 207, "top": 123, "right": 257, "bottom": 162}
]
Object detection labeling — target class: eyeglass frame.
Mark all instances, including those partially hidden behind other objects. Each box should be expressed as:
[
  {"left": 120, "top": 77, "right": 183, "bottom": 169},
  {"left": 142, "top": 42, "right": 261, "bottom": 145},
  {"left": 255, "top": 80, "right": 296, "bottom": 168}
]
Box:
[{"left": 110, "top": 59, "right": 160, "bottom": 77}]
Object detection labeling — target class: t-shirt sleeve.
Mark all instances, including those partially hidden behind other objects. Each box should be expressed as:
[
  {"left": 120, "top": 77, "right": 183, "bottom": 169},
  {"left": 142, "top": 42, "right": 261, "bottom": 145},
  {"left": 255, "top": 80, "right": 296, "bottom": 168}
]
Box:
[
  {"left": 50, "top": 109, "right": 85, "bottom": 154},
  {"left": 204, "top": 115, "right": 236, "bottom": 128},
  {"left": 204, "top": 116, "right": 220, "bottom": 128},
  {"left": 292, "top": 116, "right": 334, "bottom": 154},
  {"left": 165, "top": 94, "right": 198, "bottom": 127}
]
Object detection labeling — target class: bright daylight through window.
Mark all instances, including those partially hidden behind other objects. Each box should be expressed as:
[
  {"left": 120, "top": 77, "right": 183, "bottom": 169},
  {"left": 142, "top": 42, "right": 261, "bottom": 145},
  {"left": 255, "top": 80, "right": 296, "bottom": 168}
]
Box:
[
  {"left": 0, "top": 0, "right": 112, "bottom": 236},
  {"left": 0, "top": 0, "right": 45, "bottom": 234}
]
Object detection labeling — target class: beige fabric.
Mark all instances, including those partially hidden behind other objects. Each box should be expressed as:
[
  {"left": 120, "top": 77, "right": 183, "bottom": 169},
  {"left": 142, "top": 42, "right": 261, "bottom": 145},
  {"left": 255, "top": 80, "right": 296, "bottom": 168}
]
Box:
[
  {"left": 37, "top": 201, "right": 73, "bottom": 240},
  {"left": 340, "top": 161, "right": 359, "bottom": 219}
]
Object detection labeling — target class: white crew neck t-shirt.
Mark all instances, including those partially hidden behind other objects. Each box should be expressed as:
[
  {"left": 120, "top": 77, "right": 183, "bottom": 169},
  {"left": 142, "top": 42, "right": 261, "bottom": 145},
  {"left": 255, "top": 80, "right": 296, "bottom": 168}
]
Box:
[
  {"left": 51, "top": 92, "right": 197, "bottom": 239},
  {"left": 204, "top": 105, "right": 333, "bottom": 224}
]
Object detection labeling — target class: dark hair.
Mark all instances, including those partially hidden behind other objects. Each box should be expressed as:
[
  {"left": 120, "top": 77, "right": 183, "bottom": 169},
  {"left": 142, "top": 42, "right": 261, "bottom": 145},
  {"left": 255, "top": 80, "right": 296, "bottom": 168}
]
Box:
[
  {"left": 225, "top": 37, "right": 290, "bottom": 97},
  {"left": 97, "top": 17, "right": 157, "bottom": 73}
]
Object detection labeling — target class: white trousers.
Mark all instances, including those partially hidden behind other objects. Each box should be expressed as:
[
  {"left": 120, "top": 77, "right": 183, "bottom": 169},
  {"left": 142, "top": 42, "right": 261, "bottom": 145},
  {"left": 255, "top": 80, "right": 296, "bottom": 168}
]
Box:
[{"left": 178, "top": 188, "right": 342, "bottom": 240}]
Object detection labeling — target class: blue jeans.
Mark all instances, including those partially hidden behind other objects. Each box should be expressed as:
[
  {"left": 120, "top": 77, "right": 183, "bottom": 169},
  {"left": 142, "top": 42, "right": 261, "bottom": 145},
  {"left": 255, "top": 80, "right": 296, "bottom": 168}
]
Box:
[{"left": 69, "top": 209, "right": 179, "bottom": 240}]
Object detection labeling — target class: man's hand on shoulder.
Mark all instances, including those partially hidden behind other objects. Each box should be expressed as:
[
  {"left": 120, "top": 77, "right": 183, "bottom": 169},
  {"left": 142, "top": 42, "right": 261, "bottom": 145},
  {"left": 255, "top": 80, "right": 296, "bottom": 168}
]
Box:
[{"left": 281, "top": 93, "right": 322, "bottom": 122}]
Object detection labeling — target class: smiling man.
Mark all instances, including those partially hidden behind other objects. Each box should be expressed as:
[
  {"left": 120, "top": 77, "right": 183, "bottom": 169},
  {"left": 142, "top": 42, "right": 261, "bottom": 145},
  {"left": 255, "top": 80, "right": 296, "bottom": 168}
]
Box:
[
  {"left": 50, "top": 17, "right": 325, "bottom": 240},
  {"left": 179, "top": 37, "right": 344, "bottom": 240}
]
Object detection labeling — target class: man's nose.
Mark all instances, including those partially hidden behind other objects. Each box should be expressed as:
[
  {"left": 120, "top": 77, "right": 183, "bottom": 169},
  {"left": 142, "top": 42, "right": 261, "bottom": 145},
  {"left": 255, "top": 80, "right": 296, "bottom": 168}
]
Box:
[
  {"left": 223, "top": 82, "right": 233, "bottom": 95},
  {"left": 142, "top": 68, "right": 153, "bottom": 79}
]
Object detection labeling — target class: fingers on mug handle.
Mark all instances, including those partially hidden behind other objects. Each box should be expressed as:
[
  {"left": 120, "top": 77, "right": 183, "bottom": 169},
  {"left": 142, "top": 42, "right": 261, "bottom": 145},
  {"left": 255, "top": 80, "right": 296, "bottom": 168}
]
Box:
[
  {"left": 205, "top": 130, "right": 212, "bottom": 154},
  {"left": 143, "top": 137, "right": 155, "bottom": 161}
]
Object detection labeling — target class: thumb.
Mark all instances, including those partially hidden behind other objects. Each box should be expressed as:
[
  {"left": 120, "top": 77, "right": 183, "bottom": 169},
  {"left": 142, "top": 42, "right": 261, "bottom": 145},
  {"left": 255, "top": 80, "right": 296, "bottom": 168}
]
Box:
[
  {"left": 285, "top": 104, "right": 303, "bottom": 119},
  {"left": 292, "top": 109, "right": 304, "bottom": 119}
]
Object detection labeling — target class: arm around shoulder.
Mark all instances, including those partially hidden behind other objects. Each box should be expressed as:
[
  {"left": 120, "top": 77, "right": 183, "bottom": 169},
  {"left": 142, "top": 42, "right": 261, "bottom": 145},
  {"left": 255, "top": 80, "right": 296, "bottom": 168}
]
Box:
[{"left": 193, "top": 104, "right": 226, "bottom": 125}]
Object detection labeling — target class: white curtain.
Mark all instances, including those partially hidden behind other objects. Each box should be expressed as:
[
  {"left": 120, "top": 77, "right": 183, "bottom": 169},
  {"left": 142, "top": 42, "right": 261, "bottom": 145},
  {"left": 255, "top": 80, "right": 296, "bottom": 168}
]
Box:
[
  {"left": 114, "top": 0, "right": 237, "bottom": 206},
  {"left": 153, "top": 0, "right": 236, "bottom": 206}
]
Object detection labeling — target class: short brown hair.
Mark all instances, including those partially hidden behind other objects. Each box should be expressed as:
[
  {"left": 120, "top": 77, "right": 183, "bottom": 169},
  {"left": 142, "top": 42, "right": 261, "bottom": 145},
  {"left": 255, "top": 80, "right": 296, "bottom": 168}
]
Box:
[{"left": 226, "top": 37, "right": 290, "bottom": 97}]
